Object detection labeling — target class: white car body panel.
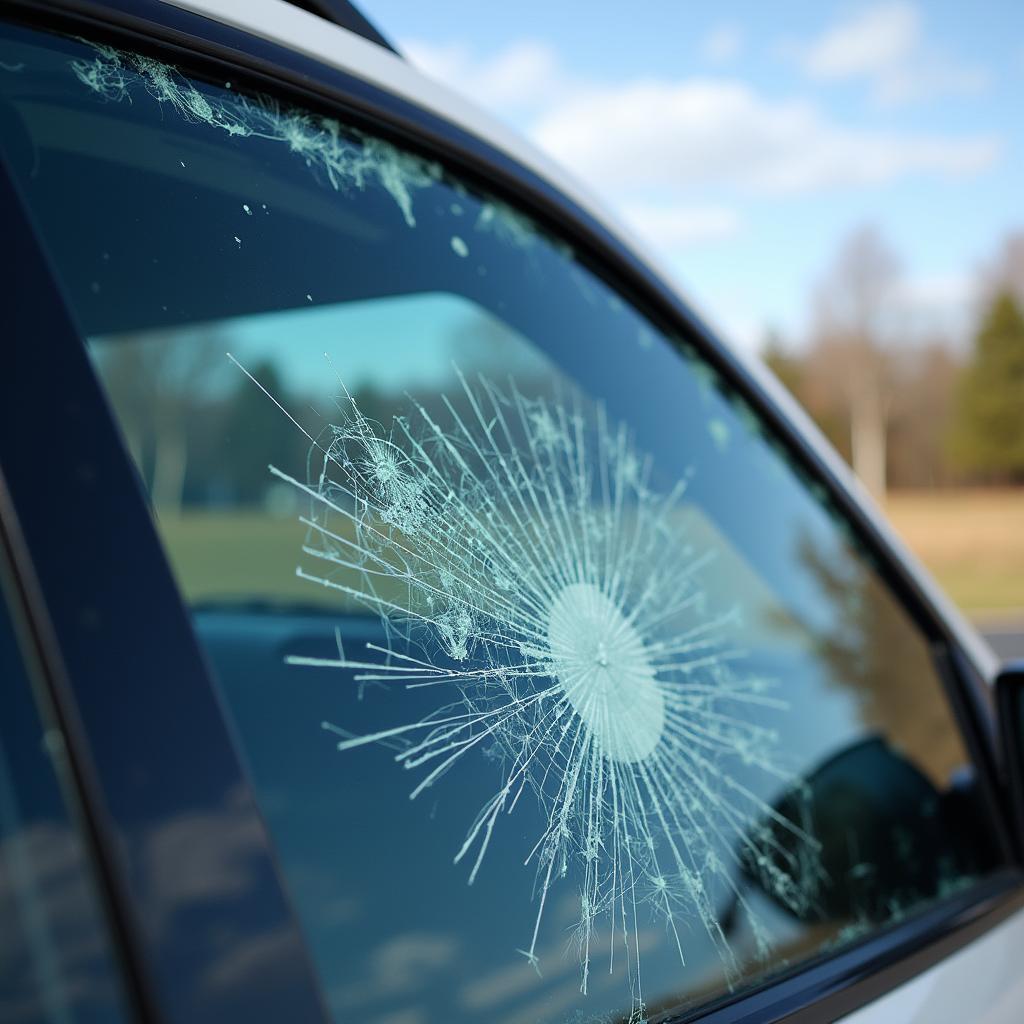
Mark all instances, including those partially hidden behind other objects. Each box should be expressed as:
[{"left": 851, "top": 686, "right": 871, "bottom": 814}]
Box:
[
  {"left": 838, "top": 908, "right": 1024, "bottom": 1023},
  {"left": 157, "top": 3, "right": 1019, "bottom": 1019}
]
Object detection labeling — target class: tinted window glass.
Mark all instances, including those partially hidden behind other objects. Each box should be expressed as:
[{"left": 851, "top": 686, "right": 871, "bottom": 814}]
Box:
[
  {"left": 0, "top": 554, "right": 135, "bottom": 1023},
  {"left": 0, "top": 23, "right": 1002, "bottom": 1024}
]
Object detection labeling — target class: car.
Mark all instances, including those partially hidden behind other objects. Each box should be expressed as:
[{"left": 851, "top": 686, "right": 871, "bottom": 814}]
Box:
[{"left": 2, "top": 1, "right": 1024, "bottom": 1022}]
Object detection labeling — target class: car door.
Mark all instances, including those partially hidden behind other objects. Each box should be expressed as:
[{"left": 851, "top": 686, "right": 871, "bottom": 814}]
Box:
[{"left": 1, "top": 4, "right": 1023, "bottom": 1023}]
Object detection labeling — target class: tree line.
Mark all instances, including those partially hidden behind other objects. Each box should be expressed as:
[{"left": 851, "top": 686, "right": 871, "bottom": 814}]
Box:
[
  {"left": 94, "top": 227, "right": 1022, "bottom": 515},
  {"left": 762, "top": 228, "right": 1024, "bottom": 499}
]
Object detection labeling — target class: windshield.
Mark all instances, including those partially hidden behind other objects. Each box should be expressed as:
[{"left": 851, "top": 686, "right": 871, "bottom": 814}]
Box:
[{"left": 0, "top": 20, "right": 1003, "bottom": 1024}]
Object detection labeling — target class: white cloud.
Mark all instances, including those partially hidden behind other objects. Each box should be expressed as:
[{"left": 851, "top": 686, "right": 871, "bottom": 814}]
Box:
[
  {"left": 701, "top": 24, "right": 743, "bottom": 64},
  {"left": 399, "top": 36, "right": 999, "bottom": 261},
  {"left": 895, "top": 271, "right": 975, "bottom": 334},
  {"left": 805, "top": 2, "right": 918, "bottom": 78},
  {"left": 802, "top": 2, "right": 988, "bottom": 105},
  {"left": 898, "top": 271, "right": 973, "bottom": 309},
  {"left": 873, "top": 60, "right": 988, "bottom": 106},
  {"left": 619, "top": 202, "right": 740, "bottom": 251},
  {"left": 401, "top": 38, "right": 564, "bottom": 115},
  {"left": 531, "top": 78, "right": 999, "bottom": 195}
]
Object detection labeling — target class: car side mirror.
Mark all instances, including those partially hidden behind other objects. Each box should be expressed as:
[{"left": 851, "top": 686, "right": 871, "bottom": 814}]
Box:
[
  {"left": 729, "top": 731, "right": 1001, "bottom": 932},
  {"left": 996, "top": 662, "right": 1024, "bottom": 855},
  {"left": 735, "top": 736, "right": 966, "bottom": 926}
]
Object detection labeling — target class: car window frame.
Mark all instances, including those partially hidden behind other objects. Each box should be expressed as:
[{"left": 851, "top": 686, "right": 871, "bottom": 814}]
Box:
[
  {"left": 0, "top": 137, "right": 332, "bottom": 1024},
  {"left": 1, "top": 2, "right": 1022, "bottom": 1022},
  {"left": 0, "top": 513, "right": 148, "bottom": 1023}
]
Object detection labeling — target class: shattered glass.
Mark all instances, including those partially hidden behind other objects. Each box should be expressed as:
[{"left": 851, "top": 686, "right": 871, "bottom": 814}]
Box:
[{"left": 240, "top": 364, "right": 820, "bottom": 1009}]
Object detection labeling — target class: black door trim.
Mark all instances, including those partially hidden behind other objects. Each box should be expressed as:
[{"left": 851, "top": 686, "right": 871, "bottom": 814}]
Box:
[{"left": 0, "top": 147, "right": 330, "bottom": 1024}]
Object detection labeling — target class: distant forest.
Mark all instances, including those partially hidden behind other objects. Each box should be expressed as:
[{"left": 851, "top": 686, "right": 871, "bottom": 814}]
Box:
[{"left": 762, "top": 227, "right": 1024, "bottom": 497}]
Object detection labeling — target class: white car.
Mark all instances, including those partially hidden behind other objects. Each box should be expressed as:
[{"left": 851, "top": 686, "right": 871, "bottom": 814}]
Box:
[{"left": 1, "top": 1, "right": 1023, "bottom": 1023}]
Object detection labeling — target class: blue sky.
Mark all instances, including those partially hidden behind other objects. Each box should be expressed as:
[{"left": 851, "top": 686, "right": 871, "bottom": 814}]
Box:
[{"left": 361, "top": 1, "right": 1023, "bottom": 353}]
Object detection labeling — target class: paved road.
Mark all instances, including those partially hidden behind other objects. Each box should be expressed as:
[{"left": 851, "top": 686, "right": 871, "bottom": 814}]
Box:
[{"left": 982, "top": 629, "right": 1024, "bottom": 663}]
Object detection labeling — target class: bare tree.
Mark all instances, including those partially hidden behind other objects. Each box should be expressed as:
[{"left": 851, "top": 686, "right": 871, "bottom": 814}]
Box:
[
  {"left": 93, "top": 329, "right": 224, "bottom": 517},
  {"left": 807, "top": 226, "right": 903, "bottom": 501},
  {"left": 977, "top": 230, "right": 1024, "bottom": 311},
  {"left": 887, "top": 336, "right": 961, "bottom": 488}
]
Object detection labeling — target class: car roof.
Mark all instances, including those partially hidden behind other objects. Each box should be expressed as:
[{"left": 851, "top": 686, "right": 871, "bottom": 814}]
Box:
[
  {"left": 277, "top": 0, "right": 399, "bottom": 54},
  {"left": 157, "top": 0, "right": 999, "bottom": 682}
]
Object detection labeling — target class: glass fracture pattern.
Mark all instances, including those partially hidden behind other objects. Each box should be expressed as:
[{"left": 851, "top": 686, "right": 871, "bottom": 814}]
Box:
[
  {"left": 70, "top": 41, "right": 439, "bottom": 228},
  {"left": 261, "top": 366, "right": 819, "bottom": 1018}
]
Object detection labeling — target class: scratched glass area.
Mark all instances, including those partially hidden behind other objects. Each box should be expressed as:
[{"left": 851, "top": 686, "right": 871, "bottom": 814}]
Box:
[{"left": 0, "top": 21, "right": 1002, "bottom": 1024}]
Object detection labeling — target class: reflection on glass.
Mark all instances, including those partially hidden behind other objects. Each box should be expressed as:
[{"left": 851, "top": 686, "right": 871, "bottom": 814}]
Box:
[{"left": 0, "top": 566, "right": 133, "bottom": 1023}]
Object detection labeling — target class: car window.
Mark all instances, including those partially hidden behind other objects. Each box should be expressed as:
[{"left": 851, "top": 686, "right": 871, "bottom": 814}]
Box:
[
  {"left": 0, "top": 548, "right": 136, "bottom": 1023},
  {"left": 0, "top": 22, "right": 1004, "bottom": 1024}
]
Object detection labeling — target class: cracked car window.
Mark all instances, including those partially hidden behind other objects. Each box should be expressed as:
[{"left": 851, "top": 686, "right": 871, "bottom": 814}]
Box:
[{"left": 0, "top": 22, "right": 1005, "bottom": 1024}]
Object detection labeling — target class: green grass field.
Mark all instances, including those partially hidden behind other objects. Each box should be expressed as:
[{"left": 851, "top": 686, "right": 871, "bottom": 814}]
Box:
[
  {"left": 156, "top": 488, "right": 1024, "bottom": 624},
  {"left": 158, "top": 511, "right": 349, "bottom": 606}
]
